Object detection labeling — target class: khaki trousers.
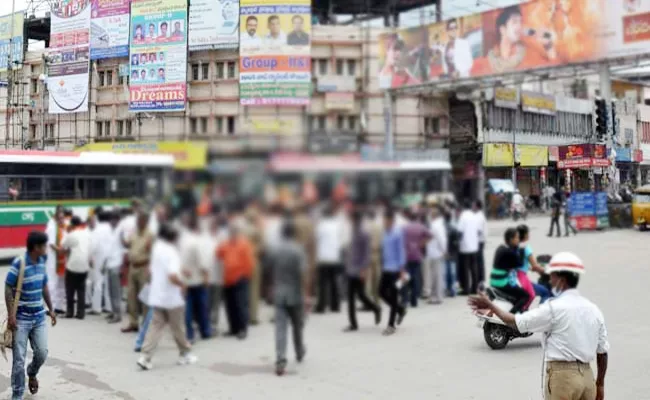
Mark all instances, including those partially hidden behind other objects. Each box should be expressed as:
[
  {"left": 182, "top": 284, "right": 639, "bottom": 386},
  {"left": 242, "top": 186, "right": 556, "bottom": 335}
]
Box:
[
  {"left": 249, "top": 262, "right": 261, "bottom": 323},
  {"left": 545, "top": 361, "right": 597, "bottom": 400},
  {"left": 142, "top": 307, "right": 191, "bottom": 359},
  {"left": 127, "top": 266, "right": 149, "bottom": 327},
  {"left": 365, "top": 258, "right": 381, "bottom": 304}
]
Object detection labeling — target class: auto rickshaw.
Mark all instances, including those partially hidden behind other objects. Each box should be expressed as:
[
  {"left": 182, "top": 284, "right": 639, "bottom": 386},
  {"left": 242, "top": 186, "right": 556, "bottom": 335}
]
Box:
[{"left": 632, "top": 184, "right": 650, "bottom": 231}]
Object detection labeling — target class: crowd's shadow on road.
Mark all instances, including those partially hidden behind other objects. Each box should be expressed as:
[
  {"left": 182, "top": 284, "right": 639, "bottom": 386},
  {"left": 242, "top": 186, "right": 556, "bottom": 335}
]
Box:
[{"left": 207, "top": 361, "right": 296, "bottom": 377}]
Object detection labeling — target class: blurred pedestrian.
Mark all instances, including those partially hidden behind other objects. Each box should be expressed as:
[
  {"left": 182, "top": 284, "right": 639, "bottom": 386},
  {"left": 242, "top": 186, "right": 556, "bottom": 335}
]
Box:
[
  {"left": 89, "top": 208, "right": 111, "bottom": 316},
  {"left": 424, "top": 205, "right": 447, "bottom": 304},
  {"left": 401, "top": 210, "right": 431, "bottom": 308},
  {"left": 122, "top": 212, "right": 153, "bottom": 333},
  {"left": 45, "top": 206, "right": 66, "bottom": 315},
  {"left": 379, "top": 209, "right": 407, "bottom": 336},
  {"left": 344, "top": 211, "right": 381, "bottom": 332},
  {"left": 364, "top": 208, "right": 383, "bottom": 306},
  {"left": 61, "top": 216, "right": 91, "bottom": 319},
  {"left": 106, "top": 211, "right": 125, "bottom": 324},
  {"left": 314, "top": 206, "right": 344, "bottom": 313},
  {"left": 217, "top": 223, "right": 255, "bottom": 339},
  {"left": 457, "top": 200, "right": 481, "bottom": 295},
  {"left": 137, "top": 223, "right": 197, "bottom": 370},
  {"left": 268, "top": 221, "right": 308, "bottom": 376},
  {"left": 563, "top": 193, "right": 578, "bottom": 237},
  {"left": 474, "top": 200, "right": 488, "bottom": 286},
  {"left": 202, "top": 214, "right": 225, "bottom": 332},
  {"left": 443, "top": 205, "right": 460, "bottom": 297}
]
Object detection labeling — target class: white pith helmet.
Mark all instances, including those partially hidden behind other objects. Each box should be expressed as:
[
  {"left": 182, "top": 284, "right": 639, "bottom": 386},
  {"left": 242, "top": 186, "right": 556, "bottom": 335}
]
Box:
[{"left": 546, "top": 252, "right": 585, "bottom": 275}]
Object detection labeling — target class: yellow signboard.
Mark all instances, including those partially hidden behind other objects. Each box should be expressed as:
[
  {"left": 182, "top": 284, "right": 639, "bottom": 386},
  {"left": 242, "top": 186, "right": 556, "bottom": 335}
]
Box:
[
  {"left": 76, "top": 141, "right": 208, "bottom": 169},
  {"left": 517, "top": 144, "right": 548, "bottom": 167},
  {"left": 483, "top": 143, "right": 513, "bottom": 167},
  {"left": 245, "top": 119, "right": 294, "bottom": 134}
]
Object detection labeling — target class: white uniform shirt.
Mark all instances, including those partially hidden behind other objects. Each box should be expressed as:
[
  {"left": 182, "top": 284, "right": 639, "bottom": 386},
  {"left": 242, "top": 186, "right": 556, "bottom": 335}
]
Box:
[
  {"left": 179, "top": 229, "right": 206, "bottom": 287},
  {"left": 45, "top": 218, "right": 61, "bottom": 273},
  {"left": 105, "top": 227, "right": 125, "bottom": 269},
  {"left": 457, "top": 209, "right": 481, "bottom": 254},
  {"left": 148, "top": 240, "right": 185, "bottom": 309},
  {"left": 199, "top": 230, "right": 225, "bottom": 286},
  {"left": 515, "top": 289, "right": 610, "bottom": 363},
  {"left": 61, "top": 228, "right": 91, "bottom": 273},
  {"left": 426, "top": 217, "right": 447, "bottom": 260},
  {"left": 90, "top": 222, "right": 111, "bottom": 269},
  {"left": 116, "top": 215, "right": 137, "bottom": 254},
  {"left": 475, "top": 210, "right": 488, "bottom": 244},
  {"left": 315, "top": 217, "right": 343, "bottom": 264}
]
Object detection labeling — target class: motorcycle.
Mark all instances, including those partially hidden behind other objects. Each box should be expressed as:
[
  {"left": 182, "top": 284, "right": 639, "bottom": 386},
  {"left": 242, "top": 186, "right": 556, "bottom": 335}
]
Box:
[
  {"left": 511, "top": 202, "right": 527, "bottom": 221},
  {"left": 474, "top": 255, "right": 552, "bottom": 350}
]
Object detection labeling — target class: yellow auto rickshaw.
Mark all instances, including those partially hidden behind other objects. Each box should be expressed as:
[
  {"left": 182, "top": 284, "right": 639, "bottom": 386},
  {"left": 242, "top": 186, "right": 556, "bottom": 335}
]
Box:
[{"left": 632, "top": 184, "right": 650, "bottom": 231}]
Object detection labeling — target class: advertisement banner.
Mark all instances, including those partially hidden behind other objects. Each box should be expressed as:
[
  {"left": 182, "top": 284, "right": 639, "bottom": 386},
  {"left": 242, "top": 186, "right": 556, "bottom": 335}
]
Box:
[
  {"left": 129, "top": 0, "right": 188, "bottom": 112},
  {"left": 521, "top": 91, "right": 556, "bottom": 115},
  {"left": 0, "top": 12, "right": 24, "bottom": 72},
  {"left": 48, "top": 0, "right": 91, "bottom": 114},
  {"left": 516, "top": 144, "right": 548, "bottom": 167},
  {"left": 377, "top": 0, "right": 650, "bottom": 89},
  {"left": 482, "top": 143, "right": 513, "bottom": 167},
  {"left": 239, "top": 0, "right": 311, "bottom": 106},
  {"left": 189, "top": 0, "right": 240, "bottom": 49},
  {"left": 75, "top": 141, "right": 207, "bottom": 169},
  {"left": 558, "top": 144, "right": 609, "bottom": 169},
  {"left": 325, "top": 92, "right": 354, "bottom": 111},
  {"left": 493, "top": 87, "right": 519, "bottom": 109},
  {"left": 90, "top": 0, "right": 130, "bottom": 59}
]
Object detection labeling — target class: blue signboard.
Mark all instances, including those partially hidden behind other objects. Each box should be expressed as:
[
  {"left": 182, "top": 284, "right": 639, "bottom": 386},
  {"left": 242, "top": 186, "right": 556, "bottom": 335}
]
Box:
[
  {"left": 568, "top": 192, "right": 595, "bottom": 217},
  {"left": 595, "top": 192, "right": 608, "bottom": 216},
  {"left": 614, "top": 147, "right": 632, "bottom": 162}
]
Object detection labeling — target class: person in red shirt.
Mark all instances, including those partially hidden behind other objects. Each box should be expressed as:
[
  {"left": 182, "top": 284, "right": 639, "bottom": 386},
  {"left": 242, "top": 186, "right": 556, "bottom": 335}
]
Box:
[{"left": 217, "top": 223, "right": 255, "bottom": 339}]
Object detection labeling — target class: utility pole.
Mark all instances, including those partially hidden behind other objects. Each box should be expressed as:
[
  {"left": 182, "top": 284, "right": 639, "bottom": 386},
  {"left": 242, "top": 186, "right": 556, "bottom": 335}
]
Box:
[
  {"left": 4, "top": 0, "right": 17, "bottom": 148},
  {"left": 383, "top": 90, "right": 394, "bottom": 160},
  {"left": 599, "top": 64, "right": 617, "bottom": 195}
]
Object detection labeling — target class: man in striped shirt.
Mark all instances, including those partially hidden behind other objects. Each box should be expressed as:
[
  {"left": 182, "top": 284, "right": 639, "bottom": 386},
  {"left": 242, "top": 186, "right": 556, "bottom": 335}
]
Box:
[{"left": 5, "top": 231, "right": 56, "bottom": 400}]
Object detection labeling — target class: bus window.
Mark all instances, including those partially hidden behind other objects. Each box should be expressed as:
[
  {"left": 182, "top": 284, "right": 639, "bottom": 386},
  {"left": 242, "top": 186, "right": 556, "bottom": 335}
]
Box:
[
  {"left": 85, "top": 178, "right": 107, "bottom": 199},
  {"left": 46, "top": 177, "right": 75, "bottom": 200}
]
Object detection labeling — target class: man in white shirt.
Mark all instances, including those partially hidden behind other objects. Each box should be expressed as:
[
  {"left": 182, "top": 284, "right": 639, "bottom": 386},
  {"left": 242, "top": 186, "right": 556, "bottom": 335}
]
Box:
[
  {"left": 106, "top": 211, "right": 126, "bottom": 324},
  {"left": 473, "top": 200, "right": 488, "bottom": 287},
  {"left": 264, "top": 15, "right": 286, "bottom": 48},
  {"left": 240, "top": 15, "right": 262, "bottom": 49},
  {"left": 202, "top": 215, "right": 226, "bottom": 329},
  {"left": 89, "top": 208, "right": 112, "bottom": 315},
  {"left": 432, "top": 18, "right": 474, "bottom": 78},
  {"left": 424, "top": 205, "right": 447, "bottom": 304},
  {"left": 180, "top": 212, "right": 212, "bottom": 342},
  {"left": 469, "top": 252, "right": 609, "bottom": 400},
  {"left": 138, "top": 223, "right": 197, "bottom": 371},
  {"left": 456, "top": 200, "right": 481, "bottom": 295},
  {"left": 314, "top": 206, "right": 344, "bottom": 313},
  {"left": 61, "top": 216, "right": 91, "bottom": 319},
  {"left": 45, "top": 206, "right": 65, "bottom": 313}
]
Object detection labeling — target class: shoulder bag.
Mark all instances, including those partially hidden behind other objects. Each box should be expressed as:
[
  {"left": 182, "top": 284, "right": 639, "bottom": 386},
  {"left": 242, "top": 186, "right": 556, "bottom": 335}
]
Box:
[{"left": 1, "top": 256, "right": 26, "bottom": 360}]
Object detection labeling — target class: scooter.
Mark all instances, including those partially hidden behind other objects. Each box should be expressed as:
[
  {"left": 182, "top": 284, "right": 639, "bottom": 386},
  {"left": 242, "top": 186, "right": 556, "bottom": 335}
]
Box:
[
  {"left": 511, "top": 203, "right": 527, "bottom": 221},
  {"left": 474, "top": 287, "right": 533, "bottom": 350},
  {"left": 475, "top": 255, "right": 553, "bottom": 350}
]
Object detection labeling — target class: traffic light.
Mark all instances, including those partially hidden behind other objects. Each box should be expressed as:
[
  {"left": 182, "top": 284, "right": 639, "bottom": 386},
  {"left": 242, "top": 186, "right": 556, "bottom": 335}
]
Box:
[
  {"left": 595, "top": 98, "right": 607, "bottom": 143},
  {"left": 611, "top": 101, "right": 618, "bottom": 140}
]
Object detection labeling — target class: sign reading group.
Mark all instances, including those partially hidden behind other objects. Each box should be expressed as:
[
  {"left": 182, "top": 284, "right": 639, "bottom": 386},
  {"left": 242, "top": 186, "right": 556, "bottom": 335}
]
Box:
[
  {"left": 90, "top": 0, "right": 131, "bottom": 60},
  {"left": 239, "top": 0, "right": 311, "bottom": 106},
  {"left": 48, "top": 0, "right": 91, "bottom": 114},
  {"left": 0, "top": 11, "right": 24, "bottom": 72},
  {"left": 378, "top": 0, "right": 650, "bottom": 89},
  {"left": 129, "top": 0, "right": 188, "bottom": 112}
]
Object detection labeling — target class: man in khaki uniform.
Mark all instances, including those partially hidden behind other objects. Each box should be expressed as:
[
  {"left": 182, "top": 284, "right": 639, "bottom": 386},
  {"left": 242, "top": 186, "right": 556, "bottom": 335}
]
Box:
[{"left": 123, "top": 212, "right": 153, "bottom": 333}]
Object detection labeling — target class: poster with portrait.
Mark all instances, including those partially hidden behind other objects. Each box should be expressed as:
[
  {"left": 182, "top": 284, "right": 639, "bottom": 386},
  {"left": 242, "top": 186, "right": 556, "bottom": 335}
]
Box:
[
  {"left": 48, "top": 0, "right": 91, "bottom": 114},
  {"left": 90, "top": 0, "right": 130, "bottom": 60},
  {"left": 239, "top": 0, "right": 311, "bottom": 106},
  {"left": 377, "top": 0, "right": 650, "bottom": 90},
  {"left": 189, "top": 0, "right": 240, "bottom": 49},
  {"left": 129, "top": 0, "right": 188, "bottom": 112}
]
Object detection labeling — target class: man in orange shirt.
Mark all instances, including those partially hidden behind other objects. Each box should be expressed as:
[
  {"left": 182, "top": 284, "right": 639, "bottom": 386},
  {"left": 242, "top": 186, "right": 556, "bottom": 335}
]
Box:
[{"left": 217, "top": 223, "right": 255, "bottom": 340}]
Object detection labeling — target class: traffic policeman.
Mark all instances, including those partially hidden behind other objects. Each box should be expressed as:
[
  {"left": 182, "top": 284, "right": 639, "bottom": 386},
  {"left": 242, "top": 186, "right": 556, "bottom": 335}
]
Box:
[{"left": 469, "top": 251, "right": 609, "bottom": 400}]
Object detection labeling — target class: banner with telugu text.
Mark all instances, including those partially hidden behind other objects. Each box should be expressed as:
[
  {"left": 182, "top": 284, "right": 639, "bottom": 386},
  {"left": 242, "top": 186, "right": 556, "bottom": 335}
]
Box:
[
  {"left": 239, "top": 0, "right": 311, "bottom": 106},
  {"left": 129, "top": 0, "right": 188, "bottom": 112}
]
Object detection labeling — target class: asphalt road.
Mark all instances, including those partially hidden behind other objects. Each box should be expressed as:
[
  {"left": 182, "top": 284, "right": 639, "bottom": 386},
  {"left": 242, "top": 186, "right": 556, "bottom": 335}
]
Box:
[{"left": 0, "top": 216, "right": 648, "bottom": 400}]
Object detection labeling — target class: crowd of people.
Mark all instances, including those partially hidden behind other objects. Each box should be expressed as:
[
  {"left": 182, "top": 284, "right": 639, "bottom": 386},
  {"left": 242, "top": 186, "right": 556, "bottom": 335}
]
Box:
[{"left": 6, "top": 195, "right": 494, "bottom": 397}]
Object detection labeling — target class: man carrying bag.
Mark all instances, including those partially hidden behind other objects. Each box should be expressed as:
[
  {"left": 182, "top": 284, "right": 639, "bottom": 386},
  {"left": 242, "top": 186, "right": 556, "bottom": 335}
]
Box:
[{"left": 2, "top": 231, "right": 57, "bottom": 400}]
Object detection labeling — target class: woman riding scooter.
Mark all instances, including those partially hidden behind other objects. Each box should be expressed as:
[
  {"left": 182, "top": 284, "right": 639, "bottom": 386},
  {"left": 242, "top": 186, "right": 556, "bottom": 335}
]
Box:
[{"left": 488, "top": 228, "right": 530, "bottom": 313}]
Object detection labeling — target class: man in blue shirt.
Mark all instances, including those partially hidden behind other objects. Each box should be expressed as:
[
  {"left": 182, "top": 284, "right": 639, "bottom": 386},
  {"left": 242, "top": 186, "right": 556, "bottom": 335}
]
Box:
[
  {"left": 5, "top": 231, "right": 56, "bottom": 400},
  {"left": 379, "top": 209, "right": 407, "bottom": 335}
]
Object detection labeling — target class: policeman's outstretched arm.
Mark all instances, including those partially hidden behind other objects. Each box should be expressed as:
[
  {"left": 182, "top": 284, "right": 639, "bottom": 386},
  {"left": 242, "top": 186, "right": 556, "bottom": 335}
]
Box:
[{"left": 468, "top": 292, "right": 517, "bottom": 328}]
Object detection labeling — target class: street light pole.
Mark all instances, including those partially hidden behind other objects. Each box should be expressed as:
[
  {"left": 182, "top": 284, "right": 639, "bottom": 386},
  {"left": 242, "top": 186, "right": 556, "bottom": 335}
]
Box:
[{"left": 4, "top": 0, "right": 17, "bottom": 148}]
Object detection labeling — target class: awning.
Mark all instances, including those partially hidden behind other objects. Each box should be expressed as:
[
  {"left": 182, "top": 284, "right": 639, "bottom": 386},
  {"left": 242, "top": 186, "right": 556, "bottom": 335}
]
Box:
[{"left": 488, "top": 179, "right": 515, "bottom": 193}]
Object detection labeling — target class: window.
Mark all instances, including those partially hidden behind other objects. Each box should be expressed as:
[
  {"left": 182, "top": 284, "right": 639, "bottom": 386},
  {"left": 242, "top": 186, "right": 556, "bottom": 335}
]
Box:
[
  {"left": 309, "top": 115, "right": 326, "bottom": 130},
  {"left": 337, "top": 115, "right": 345, "bottom": 129},
  {"left": 227, "top": 116, "right": 235, "bottom": 134},
  {"left": 29, "top": 125, "right": 36, "bottom": 139},
  {"left": 31, "top": 79, "right": 38, "bottom": 94},
  {"left": 202, "top": 63, "right": 209, "bottom": 80},
  {"left": 190, "top": 117, "right": 197, "bottom": 134},
  {"left": 216, "top": 62, "right": 225, "bottom": 79},
  {"left": 118, "top": 74, "right": 126, "bottom": 85},
  {"left": 98, "top": 71, "right": 105, "bottom": 86},
  {"left": 45, "top": 123, "right": 55, "bottom": 139},
  {"left": 424, "top": 117, "right": 440, "bottom": 134},
  {"left": 190, "top": 117, "right": 208, "bottom": 135},
  {"left": 227, "top": 62, "right": 236, "bottom": 79},
  {"left": 347, "top": 115, "right": 358, "bottom": 130},
  {"left": 216, "top": 116, "right": 236, "bottom": 135},
  {"left": 96, "top": 121, "right": 103, "bottom": 137},
  {"left": 191, "top": 63, "right": 199, "bottom": 80},
  {"left": 200, "top": 117, "right": 208, "bottom": 133},
  {"left": 336, "top": 59, "right": 344, "bottom": 75},
  {"left": 216, "top": 117, "right": 223, "bottom": 134},
  {"left": 106, "top": 70, "right": 113, "bottom": 86},
  {"left": 318, "top": 59, "right": 327, "bottom": 75},
  {"left": 347, "top": 60, "right": 356, "bottom": 76},
  {"left": 104, "top": 121, "right": 111, "bottom": 136},
  {"left": 117, "top": 120, "right": 124, "bottom": 136},
  {"left": 125, "top": 120, "right": 132, "bottom": 136}
]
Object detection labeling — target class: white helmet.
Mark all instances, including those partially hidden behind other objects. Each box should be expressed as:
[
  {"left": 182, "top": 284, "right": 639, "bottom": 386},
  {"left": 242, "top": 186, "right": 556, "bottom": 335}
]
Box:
[{"left": 546, "top": 252, "right": 585, "bottom": 275}]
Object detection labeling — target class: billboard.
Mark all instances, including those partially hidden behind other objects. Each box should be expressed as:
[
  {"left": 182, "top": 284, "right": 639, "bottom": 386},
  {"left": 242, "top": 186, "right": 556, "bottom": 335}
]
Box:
[
  {"left": 129, "top": 0, "right": 188, "bottom": 112},
  {"left": 0, "top": 11, "right": 24, "bottom": 72},
  {"left": 90, "top": 0, "right": 130, "bottom": 60},
  {"left": 378, "top": 0, "right": 650, "bottom": 89},
  {"left": 189, "top": 0, "right": 240, "bottom": 49},
  {"left": 239, "top": 0, "right": 311, "bottom": 106},
  {"left": 558, "top": 144, "right": 609, "bottom": 169},
  {"left": 48, "top": 0, "right": 91, "bottom": 114}
]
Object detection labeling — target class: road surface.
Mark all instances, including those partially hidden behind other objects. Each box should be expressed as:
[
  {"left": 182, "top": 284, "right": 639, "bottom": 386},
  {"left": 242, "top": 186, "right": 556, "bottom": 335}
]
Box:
[{"left": 0, "top": 216, "right": 647, "bottom": 399}]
